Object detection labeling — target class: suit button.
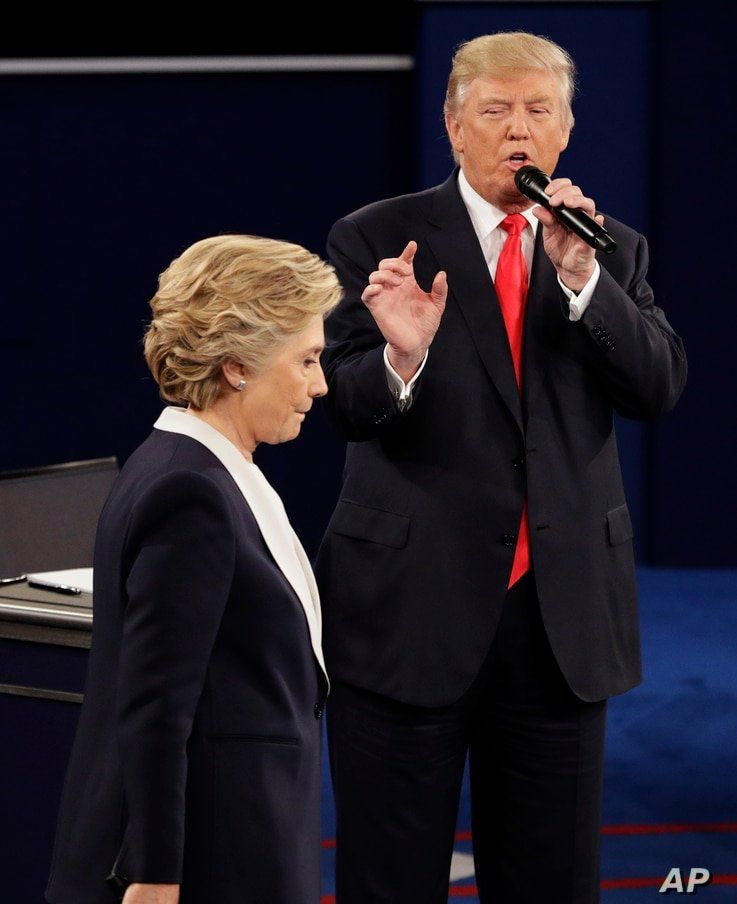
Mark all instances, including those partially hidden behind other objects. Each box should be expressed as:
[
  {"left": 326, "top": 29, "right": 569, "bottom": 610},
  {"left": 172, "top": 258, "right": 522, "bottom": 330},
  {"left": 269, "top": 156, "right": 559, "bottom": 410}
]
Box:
[
  {"left": 501, "top": 533, "right": 516, "bottom": 547},
  {"left": 314, "top": 703, "right": 324, "bottom": 720}
]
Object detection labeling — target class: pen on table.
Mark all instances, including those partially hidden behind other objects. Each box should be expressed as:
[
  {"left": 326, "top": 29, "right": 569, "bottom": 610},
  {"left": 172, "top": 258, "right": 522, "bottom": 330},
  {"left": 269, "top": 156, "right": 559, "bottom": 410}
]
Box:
[
  {"left": 0, "top": 575, "right": 27, "bottom": 586},
  {"left": 27, "top": 580, "right": 82, "bottom": 596}
]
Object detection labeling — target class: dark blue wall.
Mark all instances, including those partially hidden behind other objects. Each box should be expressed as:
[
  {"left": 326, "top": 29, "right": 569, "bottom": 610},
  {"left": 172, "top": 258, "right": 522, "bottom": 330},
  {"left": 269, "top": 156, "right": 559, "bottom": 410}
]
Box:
[
  {"left": 0, "top": 4, "right": 731, "bottom": 564},
  {"left": 648, "top": 0, "right": 736, "bottom": 566},
  {"left": 1, "top": 71, "right": 412, "bottom": 557}
]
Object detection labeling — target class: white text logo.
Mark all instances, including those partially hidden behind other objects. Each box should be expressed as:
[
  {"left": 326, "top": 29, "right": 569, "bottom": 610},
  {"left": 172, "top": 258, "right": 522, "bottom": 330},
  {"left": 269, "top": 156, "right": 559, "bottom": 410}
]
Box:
[{"left": 659, "top": 868, "right": 712, "bottom": 894}]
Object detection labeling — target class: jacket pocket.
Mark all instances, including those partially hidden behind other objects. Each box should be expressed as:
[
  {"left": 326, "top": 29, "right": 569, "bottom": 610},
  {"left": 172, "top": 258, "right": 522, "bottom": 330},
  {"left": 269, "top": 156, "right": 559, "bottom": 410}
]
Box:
[
  {"left": 330, "top": 499, "right": 410, "bottom": 549},
  {"left": 206, "top": 733, "right": 299, "bottom": 746},
  {"left": 606, "top": 504, "right": 633, "bottom": 546}
]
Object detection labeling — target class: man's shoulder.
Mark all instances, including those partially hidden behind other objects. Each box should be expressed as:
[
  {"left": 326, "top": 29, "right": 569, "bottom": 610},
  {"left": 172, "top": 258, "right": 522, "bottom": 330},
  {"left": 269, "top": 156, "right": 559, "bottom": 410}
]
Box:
[{"left": 335, "top": 175, "right": 454, "bottom": 233}]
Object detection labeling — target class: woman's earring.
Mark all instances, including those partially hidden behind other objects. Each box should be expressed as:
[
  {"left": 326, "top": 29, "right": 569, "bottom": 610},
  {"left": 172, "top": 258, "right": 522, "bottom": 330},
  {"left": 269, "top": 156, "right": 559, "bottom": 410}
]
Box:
[{"left": 235, "top": 379, "right": 246, "bottom": 391}]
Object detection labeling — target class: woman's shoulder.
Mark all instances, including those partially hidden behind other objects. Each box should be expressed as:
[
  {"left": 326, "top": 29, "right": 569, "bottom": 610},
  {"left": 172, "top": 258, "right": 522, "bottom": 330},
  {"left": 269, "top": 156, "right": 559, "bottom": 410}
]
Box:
[{"left": 109, "top": 431, "right": 240, "bottom": 527}]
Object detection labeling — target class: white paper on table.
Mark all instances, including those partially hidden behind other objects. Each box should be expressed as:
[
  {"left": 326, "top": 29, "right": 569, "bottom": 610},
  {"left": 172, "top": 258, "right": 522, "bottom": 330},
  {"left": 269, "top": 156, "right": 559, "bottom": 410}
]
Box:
[{"left": 26, "top": 568, "right": 93, "bottom": 594}]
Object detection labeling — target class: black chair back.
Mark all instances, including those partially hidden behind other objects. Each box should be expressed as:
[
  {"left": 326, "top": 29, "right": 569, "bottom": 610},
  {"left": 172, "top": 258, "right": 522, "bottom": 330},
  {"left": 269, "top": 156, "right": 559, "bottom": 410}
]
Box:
[{"left": 0, "top": 457, "right": 118, "bottom": 576}]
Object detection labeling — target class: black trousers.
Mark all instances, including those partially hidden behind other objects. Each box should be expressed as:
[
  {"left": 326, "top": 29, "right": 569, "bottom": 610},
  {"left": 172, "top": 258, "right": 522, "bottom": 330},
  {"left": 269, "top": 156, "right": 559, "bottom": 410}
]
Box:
[{"left": 327, "top": 573, "right": 607, "bottom": 903}]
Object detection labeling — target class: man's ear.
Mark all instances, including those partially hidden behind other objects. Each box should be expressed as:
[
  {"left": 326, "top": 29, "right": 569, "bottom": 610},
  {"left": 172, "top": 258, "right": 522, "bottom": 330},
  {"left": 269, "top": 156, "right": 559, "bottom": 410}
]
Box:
[
  {"left": 559, "top": 115, "right": 573, "bottom": 153},
  {"left": 445, "top": 112, "right": 463, "bottom": 157}
]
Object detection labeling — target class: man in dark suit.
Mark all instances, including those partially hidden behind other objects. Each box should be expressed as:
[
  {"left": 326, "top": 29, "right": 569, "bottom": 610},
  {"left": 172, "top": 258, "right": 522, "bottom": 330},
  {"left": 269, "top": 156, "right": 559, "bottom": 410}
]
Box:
[{"left": 316, "top": 32, "right": 686, "bottom": 903}]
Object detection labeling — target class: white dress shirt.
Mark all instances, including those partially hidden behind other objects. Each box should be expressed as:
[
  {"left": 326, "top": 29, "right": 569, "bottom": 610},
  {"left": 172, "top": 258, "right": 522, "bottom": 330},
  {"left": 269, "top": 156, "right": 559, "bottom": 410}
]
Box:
[{"left": 384, "top": 167, "right": 600, "bottom": 407}]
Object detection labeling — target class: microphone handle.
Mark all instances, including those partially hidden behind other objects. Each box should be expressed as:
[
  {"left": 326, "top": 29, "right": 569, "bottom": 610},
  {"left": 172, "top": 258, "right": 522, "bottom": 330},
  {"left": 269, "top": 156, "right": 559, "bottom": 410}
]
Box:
[
  {"left": 551, "top": 205, "right": 617, "bottom": 255},
  {"left": 516, "top": 167, "right": 617, "bottom": 255}
]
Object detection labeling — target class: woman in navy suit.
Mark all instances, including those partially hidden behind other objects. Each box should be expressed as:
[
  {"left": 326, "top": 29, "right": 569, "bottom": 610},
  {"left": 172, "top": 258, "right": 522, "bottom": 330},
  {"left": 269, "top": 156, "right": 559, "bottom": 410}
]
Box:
[{"left": 46, "top": 235, "right": 341, "bottom": 904}]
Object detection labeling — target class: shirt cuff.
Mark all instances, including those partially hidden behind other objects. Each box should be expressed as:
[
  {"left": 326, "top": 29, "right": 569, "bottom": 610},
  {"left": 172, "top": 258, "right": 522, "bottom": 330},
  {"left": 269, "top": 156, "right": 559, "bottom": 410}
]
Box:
[
  {"left": 384, "top": 345, "right": 429, "bottom": 410},
  {"left": 558, "top": 262, "right": 601, "bottom": 322}
]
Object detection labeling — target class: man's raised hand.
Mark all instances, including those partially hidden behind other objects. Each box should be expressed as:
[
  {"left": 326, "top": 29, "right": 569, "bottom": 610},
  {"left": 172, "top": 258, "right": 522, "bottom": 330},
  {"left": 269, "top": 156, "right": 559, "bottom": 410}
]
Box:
[{"left": 361, "top": 241, "right": 447, "bottom": 382}]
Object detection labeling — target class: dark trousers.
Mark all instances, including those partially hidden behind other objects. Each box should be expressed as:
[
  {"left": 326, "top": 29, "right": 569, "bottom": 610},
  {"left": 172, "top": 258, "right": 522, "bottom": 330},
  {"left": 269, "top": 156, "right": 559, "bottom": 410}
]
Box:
[{"left": 327, "top": 573, "right": 607, "bottom": 903}]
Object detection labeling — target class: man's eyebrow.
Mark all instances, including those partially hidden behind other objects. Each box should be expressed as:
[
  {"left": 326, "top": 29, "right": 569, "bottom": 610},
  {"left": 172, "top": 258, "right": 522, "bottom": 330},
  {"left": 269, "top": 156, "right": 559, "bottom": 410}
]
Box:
[
  {"left": 476, "top": 95, "right": 511, "bottom": 106},
  {"left": 476, "top": 94, "right": 555, "bottom": 106}
]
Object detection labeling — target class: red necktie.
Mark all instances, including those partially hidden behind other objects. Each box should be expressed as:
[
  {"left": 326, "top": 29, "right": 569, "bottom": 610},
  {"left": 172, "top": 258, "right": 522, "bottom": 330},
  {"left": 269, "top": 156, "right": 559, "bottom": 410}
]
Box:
[{"left": 495, "top": 213, "right": 530, "bottom": 587}]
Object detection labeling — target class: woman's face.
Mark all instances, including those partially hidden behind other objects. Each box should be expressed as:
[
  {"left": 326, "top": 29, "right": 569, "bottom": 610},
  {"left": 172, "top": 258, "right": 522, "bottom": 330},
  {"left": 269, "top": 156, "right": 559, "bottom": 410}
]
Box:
[{"left": 242, "top": 316, "right": 328, "bottom": 447}]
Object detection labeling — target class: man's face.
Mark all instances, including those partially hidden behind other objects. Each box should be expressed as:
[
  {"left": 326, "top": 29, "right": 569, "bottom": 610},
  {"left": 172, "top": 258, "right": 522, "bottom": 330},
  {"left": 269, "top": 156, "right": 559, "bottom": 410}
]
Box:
[{"left": 445, "top": 70, "right": 571, "bottom": 212}]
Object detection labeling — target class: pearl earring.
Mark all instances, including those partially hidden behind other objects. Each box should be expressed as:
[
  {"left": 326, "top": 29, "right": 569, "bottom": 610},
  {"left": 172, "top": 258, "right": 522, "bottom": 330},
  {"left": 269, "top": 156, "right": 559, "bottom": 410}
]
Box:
[{"left": 235, "top": 379, "right": 246, "bottom": 391}]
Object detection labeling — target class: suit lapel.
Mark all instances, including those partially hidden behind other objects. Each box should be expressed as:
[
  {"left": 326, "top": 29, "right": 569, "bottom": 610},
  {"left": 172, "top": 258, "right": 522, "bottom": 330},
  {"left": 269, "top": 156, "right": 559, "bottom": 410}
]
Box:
[{"left": 425, "top": 173, "right": 524, "bottom": 436}]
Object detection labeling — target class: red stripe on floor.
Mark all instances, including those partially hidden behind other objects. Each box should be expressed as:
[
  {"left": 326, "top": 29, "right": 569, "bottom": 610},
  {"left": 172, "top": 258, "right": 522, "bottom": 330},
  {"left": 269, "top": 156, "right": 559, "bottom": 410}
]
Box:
[
  {"left": 322, "top": 820, "right": 737, "bottom": 850},
  {"left": 602, "top": 875, "right": 737, "bottom": 889},
  {"left": 601, "top": 821, "right": 737, "bottom": 835},
  {"left": 322, "top": 875, "right": 737, "bottom": 900},
  {"left": 601, "top": 877, "right": 666, "bottom": 889}
]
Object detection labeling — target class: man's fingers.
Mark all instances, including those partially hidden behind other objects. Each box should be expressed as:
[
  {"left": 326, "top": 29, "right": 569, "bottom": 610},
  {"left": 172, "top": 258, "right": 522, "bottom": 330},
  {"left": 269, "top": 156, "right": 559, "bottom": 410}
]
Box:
[
  {"left": 368, "top": 270, "right": 403, "bottom": 287},
  {"left": 561, "top": 193, "right": 596, "bottom": 216},
  {"left": 532, "top": 206, "right": 556, "bottom": 227},
  {"left": 546, "top": 184, "right": 597, "bottom": 217},
  {"left": 545, "top": 177, "right": 572, "bottom": 196},
  {"left": 595, "top": 214, "right": 605, "bottom": 225},
  {"left": 361, "top": 284, "right": 383, "bottom": 303},
  {"left": 376, "top": 259, "right": 413, "bottom": 277},
  {"left": 399, "top": 240, "right": 417, "bottom": 264},
  {"left": 375, "top": 241, "right": 417, "bottom": 276},
  {"left": 431, "top": 270, "right": 448, "bottom": 302}
]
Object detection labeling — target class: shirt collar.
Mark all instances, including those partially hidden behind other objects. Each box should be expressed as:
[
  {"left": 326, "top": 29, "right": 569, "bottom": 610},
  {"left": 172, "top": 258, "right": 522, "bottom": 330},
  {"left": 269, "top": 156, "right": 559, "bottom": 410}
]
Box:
[
  {"left": 154, "top": 405, "right": 256, "bottom": 477},
  {"left": 457, "top": 167, "right": 539, "bottom": 240}
]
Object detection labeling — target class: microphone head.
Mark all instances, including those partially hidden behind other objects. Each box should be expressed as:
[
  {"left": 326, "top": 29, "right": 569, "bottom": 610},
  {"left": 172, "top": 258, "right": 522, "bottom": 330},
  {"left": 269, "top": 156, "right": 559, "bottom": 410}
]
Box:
[{"left": 514, "top": 165, "right": 551, "bottom": 204}]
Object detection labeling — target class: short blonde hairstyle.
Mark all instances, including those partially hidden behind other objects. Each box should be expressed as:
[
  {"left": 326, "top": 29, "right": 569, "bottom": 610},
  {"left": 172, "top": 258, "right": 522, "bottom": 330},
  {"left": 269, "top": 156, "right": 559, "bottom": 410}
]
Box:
[
  {"left": 444, "top": 32, "right": 577, "bottom": 130},
  {"left": 144, "top": 234, "right": 342, "bottom": 410}
]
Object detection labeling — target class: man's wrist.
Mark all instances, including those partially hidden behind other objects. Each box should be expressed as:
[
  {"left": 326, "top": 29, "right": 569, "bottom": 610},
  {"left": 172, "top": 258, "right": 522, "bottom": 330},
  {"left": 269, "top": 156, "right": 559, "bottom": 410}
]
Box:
[
  {"left": 387, "top": 347, "right": 426, "bottom": 383},
  {"left": 557, "top": 264, "right": 595, "bottom": 295}
]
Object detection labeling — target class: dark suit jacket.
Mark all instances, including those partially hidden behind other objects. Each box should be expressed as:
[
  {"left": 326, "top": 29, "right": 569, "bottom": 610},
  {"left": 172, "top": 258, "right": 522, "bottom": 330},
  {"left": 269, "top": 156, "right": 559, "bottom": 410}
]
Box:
[
  {"left": 46, "top": 429, "right": 326, "bottom": 904},
  {"left": 316, "top": 169, "right": 687, "bottom": 707}
]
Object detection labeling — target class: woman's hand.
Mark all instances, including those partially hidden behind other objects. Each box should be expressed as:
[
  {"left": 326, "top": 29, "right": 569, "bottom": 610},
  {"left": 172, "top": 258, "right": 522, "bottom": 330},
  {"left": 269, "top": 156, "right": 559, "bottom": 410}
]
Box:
[{"left": 122, "top": 883, "right": 180, "bottom": 904}]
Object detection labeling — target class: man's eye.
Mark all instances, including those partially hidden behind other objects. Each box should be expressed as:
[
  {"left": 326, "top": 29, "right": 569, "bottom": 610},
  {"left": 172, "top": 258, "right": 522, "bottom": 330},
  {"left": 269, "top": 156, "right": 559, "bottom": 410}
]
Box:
[{"left": 304, "top": 358, "right": 317, "bottom": 367}]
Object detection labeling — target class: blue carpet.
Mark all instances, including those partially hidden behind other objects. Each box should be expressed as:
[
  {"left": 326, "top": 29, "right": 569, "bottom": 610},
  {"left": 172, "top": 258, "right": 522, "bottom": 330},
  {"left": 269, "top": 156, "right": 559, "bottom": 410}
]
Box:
[{"left": 320, "top": 568, "right": 737, "bottom": 901}]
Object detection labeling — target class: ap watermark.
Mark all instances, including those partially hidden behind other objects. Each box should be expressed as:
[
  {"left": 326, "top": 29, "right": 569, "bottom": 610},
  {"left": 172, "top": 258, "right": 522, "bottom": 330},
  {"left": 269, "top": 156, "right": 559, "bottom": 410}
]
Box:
[{"left": 659, "top": 868, "right": 712, "bottom": 894}]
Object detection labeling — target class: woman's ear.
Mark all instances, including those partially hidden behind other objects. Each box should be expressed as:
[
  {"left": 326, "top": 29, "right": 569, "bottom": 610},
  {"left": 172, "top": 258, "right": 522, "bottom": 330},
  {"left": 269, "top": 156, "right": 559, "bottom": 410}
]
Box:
[{"left": 220, "top": 358, "right": 249, "bottom": 391}]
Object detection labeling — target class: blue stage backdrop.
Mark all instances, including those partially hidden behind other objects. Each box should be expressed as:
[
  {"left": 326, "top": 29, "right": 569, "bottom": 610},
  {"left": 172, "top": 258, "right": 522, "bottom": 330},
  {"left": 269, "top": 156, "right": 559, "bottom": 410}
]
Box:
[
  {"left": 1, "top": 1, "right": 733, "bottom": 568},
  {"left": 0, "top": 69, "right": 412, "bottom": 558}
]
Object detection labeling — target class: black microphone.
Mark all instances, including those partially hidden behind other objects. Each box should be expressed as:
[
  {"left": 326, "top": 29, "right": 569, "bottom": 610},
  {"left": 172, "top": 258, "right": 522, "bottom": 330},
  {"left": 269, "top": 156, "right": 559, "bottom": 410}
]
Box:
[{"left": 514, "top": 166, "right": 617, "bottom": 255}]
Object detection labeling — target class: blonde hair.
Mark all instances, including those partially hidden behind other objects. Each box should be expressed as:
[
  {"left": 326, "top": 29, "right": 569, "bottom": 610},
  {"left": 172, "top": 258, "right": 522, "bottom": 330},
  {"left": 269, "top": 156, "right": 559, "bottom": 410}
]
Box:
[
  {"left": 444, "top": 32, "right": 576, "bottom": 132},
  {"left": 144, "top": 234, "right": 342, "bottom": 410}
]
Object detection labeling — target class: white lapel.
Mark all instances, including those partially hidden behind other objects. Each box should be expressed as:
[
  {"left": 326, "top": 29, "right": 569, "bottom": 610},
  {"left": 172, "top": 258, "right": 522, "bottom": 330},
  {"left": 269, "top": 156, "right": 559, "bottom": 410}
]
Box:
[{"left": 153, "top": 407, "right": 328, "bottom": 685}]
